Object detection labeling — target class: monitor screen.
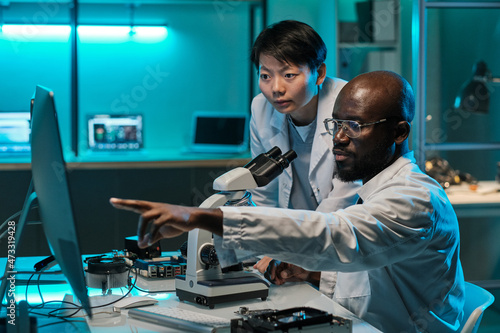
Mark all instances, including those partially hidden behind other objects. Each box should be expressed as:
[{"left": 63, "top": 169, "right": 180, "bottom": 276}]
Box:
[
  {"left": 30, "top": 86, "right": 91, "bottom": 315},
  {"left": 190, "top": 111, "right": 249, "bottom": 153},
  {"left": 0, "top": 111, "right": 31, "bottom": 154},
  {"left": 88, "top": 114, "right": 143, "bottom": 151}
]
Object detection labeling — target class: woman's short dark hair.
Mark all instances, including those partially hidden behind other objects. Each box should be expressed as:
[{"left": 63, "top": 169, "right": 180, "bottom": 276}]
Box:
[{"left": 250, "top": 20, "right": 327, "bottom": 71}]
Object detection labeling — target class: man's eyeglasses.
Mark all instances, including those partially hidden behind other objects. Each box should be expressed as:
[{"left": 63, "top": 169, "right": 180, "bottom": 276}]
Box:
[{"left": 323, "top": 118, "right": 388, "bottom": 138}]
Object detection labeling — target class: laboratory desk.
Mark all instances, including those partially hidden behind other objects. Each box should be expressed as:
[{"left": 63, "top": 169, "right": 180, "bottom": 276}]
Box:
[
  {"left": 0, "top": 148, "right": 252, "bottom": 171},
  {"left": 446, "top": 181, "right": 500, "bottom": 218},
  {"left": 1, "top": 256, "right": 382, "bottom": 333}
]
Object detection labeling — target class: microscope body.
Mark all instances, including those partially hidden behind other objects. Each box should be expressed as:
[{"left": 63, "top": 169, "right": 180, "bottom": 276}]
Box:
[{"left": 175, "top": 147, "right": 296, "bottom": 308}]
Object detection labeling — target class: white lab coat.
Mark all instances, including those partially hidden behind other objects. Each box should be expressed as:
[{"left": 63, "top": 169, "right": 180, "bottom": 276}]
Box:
[
  {"left": 219, "top": 152, "right": 465, "bottom": 333},
  {"left": 249, "top": 77, "right": 358, "bottom": 211}
]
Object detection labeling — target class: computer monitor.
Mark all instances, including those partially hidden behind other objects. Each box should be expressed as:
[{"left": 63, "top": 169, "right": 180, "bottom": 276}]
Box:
[
  {"left": 87, "top": 114, "right": 143, "bottom": 151},
  {"left": 0, "top": 111, "right": 31, "bottom": 154},
  {"left": 188, "top": 111, "right": 249, "bottom": 153},
  {"left": 0, "top": 86, "right": 91, "bottom": 315}
]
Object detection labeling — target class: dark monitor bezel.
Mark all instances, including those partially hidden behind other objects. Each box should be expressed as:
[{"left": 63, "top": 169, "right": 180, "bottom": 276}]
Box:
[{"left": 30, "top": 85, "right": 91, "bottom": 315}]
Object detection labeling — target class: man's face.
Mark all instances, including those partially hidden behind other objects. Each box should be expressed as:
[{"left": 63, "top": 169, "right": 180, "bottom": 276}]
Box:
[
  {"left": 258, "top": 54, "right": 324, "bottom": 121},
  {"left": 332, "top": 89, "right": 396, "bottom": 184}
]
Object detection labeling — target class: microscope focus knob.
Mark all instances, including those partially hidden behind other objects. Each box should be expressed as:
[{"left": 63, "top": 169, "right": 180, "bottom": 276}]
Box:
[{"left": 199, "top": 244, "right": 219, "bottom": 267}]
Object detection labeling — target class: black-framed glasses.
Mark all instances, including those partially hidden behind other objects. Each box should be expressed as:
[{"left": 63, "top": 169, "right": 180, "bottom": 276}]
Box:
[{"left": 323, "top": 118, "right": 388, "bottom": 138}]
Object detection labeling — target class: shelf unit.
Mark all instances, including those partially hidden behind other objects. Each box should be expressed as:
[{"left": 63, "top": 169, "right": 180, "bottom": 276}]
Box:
[
  {"left": 335, "top": 0, "right": 401, "bottom": 81},
  {"left": 412, "top": 0, "right": 500, "bottom": 285}
]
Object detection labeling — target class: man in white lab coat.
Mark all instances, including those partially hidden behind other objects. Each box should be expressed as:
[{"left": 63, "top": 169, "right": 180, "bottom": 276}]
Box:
[{"left": 111, "top": 71, "right": 465, "bottom": 333}]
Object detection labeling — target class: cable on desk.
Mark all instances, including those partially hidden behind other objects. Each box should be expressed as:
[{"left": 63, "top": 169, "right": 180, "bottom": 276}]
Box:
[
  {"left": 0, "top": 205, "right": 40, "bottom": 239},
  {"left": 0, "top": 270, "right": 63, "bottom": 280},
  {"left": 38, "top": 266, "right": 137, "bottom": 319},
  {"left": 9, "top": 265, "right": 138, "bottom": 318},
  {"left": 24, "top": 272, "right": 44, "bottom": 310}
]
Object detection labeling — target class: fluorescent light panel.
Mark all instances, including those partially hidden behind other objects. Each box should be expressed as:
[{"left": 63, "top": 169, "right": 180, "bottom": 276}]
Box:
[
  {"left": 1, "top": 24, "right": 71, "bottom": 39},
  {"left": 0, "top": 24, "right": 168, "bottom": 41},
  {"left": 78, "top": 25, "right": 168, "bottom": 42}
]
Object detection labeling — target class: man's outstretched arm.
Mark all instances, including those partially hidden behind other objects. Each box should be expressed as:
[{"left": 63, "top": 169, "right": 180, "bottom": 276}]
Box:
[
  {"left": 110, "top": 197, "right": 319, "bottom": 287},
  {"left": 109, "top": 198, "right": 223, "bottom": 248}
]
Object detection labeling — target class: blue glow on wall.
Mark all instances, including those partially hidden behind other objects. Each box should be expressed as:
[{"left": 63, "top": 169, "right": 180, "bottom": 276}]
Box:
[
  {"left": 1, "top": 5, "right": 252, "bottom": 159},
  {"left": 0, "top": 25, "right": 168, "bottom": 43},
  {"left": 1, "top": 24, "right": 71, "bottom": 42},
  {"left": 77, "top": 26, "right": 168, "bottom": 43}
]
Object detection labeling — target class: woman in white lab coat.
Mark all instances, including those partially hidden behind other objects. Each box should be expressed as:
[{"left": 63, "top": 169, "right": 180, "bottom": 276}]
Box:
[
  {"left": 248, "top": 21, "right": 360, "bottom": 288},
  {"left": 248, "top": 20, "right": 359, "bottom": 213}
]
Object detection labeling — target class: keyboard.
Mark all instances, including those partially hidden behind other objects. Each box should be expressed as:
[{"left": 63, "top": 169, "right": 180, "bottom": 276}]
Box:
[{"left": 128, "top": 306, "right": 231, "bottom": 333}]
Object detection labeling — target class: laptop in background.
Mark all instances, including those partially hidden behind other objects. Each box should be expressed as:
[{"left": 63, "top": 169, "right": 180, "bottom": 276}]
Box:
[
  {"left": 87, "top": 114, "right": 143, "bottom": 152},
  {"left": 188, "top": 111, "right": 249, "bottom": 154},
  {"left": 0, "top": 111, "right": 31, "bottom": 155}
]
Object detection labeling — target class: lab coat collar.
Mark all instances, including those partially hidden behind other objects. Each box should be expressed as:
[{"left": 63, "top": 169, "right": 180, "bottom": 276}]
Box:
[
  {"left": 310, "top": 80, "right": 335, "bottom": 176},
  {"left": 268, "top": 111, "right": 290, "bottom": 152},
  {"left": 357, "top": 151, "right": 416, "bottom": 202}
]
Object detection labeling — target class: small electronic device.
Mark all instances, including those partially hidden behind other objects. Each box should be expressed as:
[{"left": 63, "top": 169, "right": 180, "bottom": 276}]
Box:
[
  {"left": 88, "top": 114, "right": 143, "bottom": 151},
  {"left": 112, "top": 296, "right": 158, "bottom": 310},
  {"left": 133, "top": 257, "right": 187, "bottom": 279},
  {"left": 0, "top": 111, "right": 31, "bottom": 154},
  {"left": 85, "top": 256, "right": 129, "bottom": 294},
  {"left": 230, "top": 307, "right": 352, "bottom": 332},
  {"left": 125, "top": 235, "right": 161, "bottom": 259},
  {"left": 188, "top": 111, "right": 249, "bottom": 153}
]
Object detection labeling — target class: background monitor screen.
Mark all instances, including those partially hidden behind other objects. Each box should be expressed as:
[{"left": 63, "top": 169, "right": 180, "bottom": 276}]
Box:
[
  {"left": 88, "top": 114, "right": 143, "bottom": 151},
  {"left": 0, "top": 111, "right": 31, "bottom": 153},
  {"left": 190, "top": 111, "right": 249, "bottom": 153},
  {"left": 30, "top": 85, "right": 91, "bottom": 315}
]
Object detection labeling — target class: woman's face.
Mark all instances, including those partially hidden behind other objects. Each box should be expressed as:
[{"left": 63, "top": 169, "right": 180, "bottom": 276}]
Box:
[{"left": 258, "top": 54, "right": 325, "bottom": 125}]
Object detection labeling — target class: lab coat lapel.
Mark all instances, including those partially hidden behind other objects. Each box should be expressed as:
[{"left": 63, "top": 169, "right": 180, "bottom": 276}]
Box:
[
  {"left": 309, "top": 83, "right": 334, "bottom": 179},
  {"left": 268, "top": 110, "right": 292, "bottom": 179},
  {"left": 268, "top": 111, "right": 291, "bottom": 153}
]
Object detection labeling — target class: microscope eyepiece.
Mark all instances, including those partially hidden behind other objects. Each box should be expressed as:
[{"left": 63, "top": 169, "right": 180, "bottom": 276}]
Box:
[
  {"left": 265, "top": 146, "right": 282, "bottom": 159},
  {"left": 275, "top": 150, "right": 297, "bottom": 169},
  {"left": 244, "top": 147, "right": 297, "bottom": 187}
]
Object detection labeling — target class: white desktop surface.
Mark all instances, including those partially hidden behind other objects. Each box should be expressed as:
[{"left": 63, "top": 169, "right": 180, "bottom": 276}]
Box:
[
  {"left": 104, "top": 283, "right": 381, "bottom": 333},
  {"left": 2, "top": 256, "right": 381, "bottom": 333},
  {"left": 446, "top": 181, "right": 500, "bottom": 217},
  {"left": 446, "top": 181, "right": 500, "bottom": 204}
]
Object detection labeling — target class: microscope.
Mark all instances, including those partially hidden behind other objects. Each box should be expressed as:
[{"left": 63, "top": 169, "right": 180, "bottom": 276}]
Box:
[{"left": 175, "top": 147, "right": 297, "bottom": 309}]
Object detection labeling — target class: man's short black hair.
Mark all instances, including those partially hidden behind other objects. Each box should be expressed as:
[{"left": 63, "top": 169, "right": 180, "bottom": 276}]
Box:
[{"left": 250, "top": 20, "right": 327, "bottom": 71}]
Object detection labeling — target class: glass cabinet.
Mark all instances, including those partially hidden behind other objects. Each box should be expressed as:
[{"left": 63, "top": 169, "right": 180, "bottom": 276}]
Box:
[
  {"left": 413, "top": 0, "right": 500, "bottom": 284},
  {"left": 413, "top": 0, "right": 500, "bottom": 180}
]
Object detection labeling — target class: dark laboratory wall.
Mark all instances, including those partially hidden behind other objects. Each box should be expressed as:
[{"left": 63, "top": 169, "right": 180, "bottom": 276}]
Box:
[
  {"left": 0, "top": 164, "right": 237, "bottom": 257},
  {"left": 0, "top": 2, "right": 256, "bottom": 157}
]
